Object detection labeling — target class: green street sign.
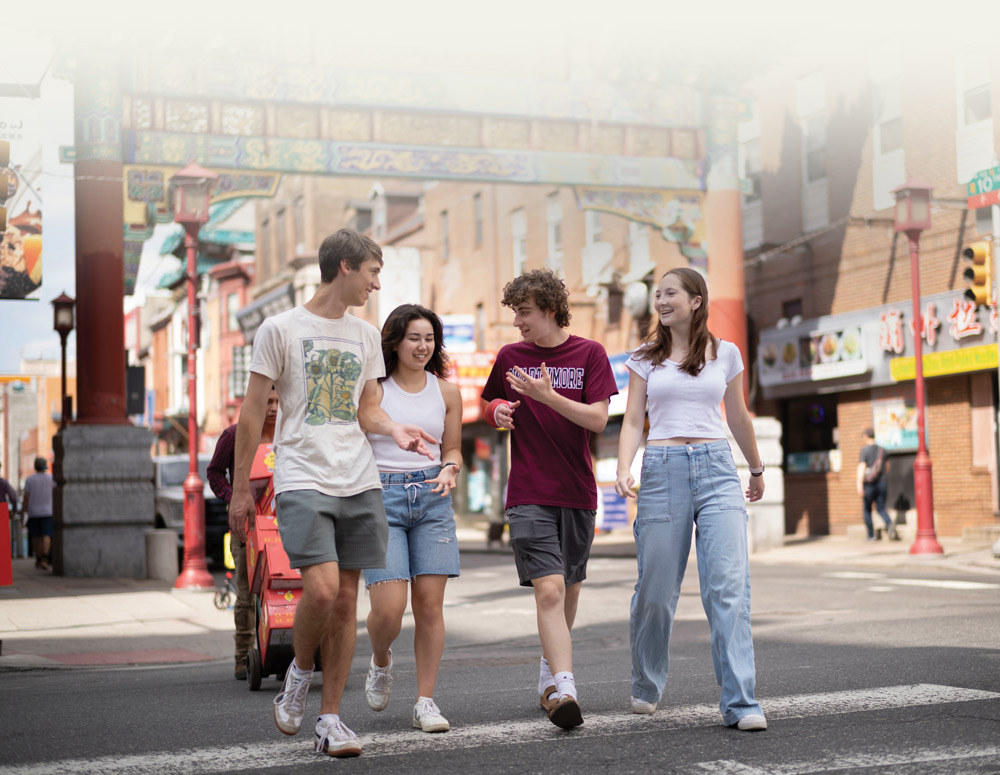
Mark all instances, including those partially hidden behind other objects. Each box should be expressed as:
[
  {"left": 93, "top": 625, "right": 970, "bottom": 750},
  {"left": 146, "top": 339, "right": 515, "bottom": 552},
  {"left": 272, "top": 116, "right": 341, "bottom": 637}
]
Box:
[{"left": 967, "top": 166, "right": 1000, "bottom": 196}]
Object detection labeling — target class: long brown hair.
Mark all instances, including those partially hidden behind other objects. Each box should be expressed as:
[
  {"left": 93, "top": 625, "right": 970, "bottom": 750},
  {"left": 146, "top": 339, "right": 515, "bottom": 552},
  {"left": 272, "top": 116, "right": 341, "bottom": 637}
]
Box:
[{"left": 633, "top": 268, "right": 717, "bottom": 376}]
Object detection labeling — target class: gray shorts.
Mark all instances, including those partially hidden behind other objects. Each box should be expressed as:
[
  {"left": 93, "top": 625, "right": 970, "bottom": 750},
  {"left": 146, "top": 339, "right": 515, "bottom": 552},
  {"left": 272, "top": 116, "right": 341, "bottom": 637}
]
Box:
[
  {"left": 506, "top": 504, "right": 597, "bottom": 587},
  {"left": 275, "top": 488, "right": 388, "bottom": 570}
]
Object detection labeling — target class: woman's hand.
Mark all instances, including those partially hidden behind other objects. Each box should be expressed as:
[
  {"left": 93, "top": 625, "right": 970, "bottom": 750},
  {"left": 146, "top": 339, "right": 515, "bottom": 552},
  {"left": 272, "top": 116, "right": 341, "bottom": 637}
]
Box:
[
  {"left": 427, "top": 465, "right": 459, "bottom": 496},
  {"left": 746, "top": 474, "right": 764, "bottom": 503},
  {"left": 615, "top": 470, "right": 637, "bottom": 499}
]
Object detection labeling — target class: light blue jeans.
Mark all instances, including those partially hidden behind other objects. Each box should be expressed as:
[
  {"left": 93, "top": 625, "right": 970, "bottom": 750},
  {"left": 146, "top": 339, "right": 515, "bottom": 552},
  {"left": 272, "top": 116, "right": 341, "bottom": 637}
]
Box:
[{"left": 630, "top": 440, "right": 763, "bottom": 726}]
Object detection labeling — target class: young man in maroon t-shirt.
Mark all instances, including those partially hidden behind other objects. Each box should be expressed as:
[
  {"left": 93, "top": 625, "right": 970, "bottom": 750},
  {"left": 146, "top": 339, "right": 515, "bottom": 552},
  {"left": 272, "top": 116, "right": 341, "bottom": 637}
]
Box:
[{"left": 481, "top": 269, "right": 617, "bottom": 729}]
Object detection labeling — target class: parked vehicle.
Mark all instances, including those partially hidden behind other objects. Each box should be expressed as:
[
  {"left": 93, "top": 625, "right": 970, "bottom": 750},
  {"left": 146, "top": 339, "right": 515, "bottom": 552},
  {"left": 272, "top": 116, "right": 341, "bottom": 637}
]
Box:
[{"left": 153, "top": 454, "right": 229, "bottom": 568}]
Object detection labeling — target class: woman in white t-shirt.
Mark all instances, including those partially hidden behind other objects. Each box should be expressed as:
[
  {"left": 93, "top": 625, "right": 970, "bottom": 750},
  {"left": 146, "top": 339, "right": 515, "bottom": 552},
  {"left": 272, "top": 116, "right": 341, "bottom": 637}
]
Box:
[
  {"left": 362, "top": 304, "right": 464, "bottom": 734},
  {"left": 615, "top": 268, "right": 768, "bottom": 732}
]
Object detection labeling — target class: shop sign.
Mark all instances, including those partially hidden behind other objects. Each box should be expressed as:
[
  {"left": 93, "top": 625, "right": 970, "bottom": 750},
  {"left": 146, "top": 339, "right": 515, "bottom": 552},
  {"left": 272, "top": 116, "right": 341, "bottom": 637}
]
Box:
[
  {"left": 758, "top": 326, "right": 866, "bottom": 386},
  {"left": 889, "top": 342, "right": 998, "bottom": 381},
  {"left": 441, "top": 314, "right": 476, "bottom": 353},
  {"left": 785, "top": 449, "right": 841, "bottom": 474},
  {"left": 451, "top": 351, "right": 496, "bottom": 423}
]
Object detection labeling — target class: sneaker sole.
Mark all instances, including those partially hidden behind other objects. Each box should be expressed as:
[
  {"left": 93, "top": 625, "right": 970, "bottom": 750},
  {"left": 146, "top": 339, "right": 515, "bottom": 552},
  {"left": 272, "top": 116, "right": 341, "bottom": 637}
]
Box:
[
  {"left": 413, "top": 719, "right": 450, "bottom": 733},
  {"left": 547, "top": 697, "right": 584, "bottom": 729},
  {"left": 631, "top": 704, "right": 657, "bottom": 715},
  {"left": 319, "top": 742, "right": 362, "bottom": 757},
  {"left": 365, "top": 694, "right": 390, "bottom": 712}
]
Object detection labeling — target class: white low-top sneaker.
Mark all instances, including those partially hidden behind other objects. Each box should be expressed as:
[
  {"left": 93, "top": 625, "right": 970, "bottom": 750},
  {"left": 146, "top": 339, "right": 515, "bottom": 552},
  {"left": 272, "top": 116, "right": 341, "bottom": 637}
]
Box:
[
  {"left": 273, "top": 663, "right": 313, "bottom": 735},
  {"left": 364, "top": 651, "right": 393, "bottom": 711},
  {"left": 315, "top": 715, "right": 362, "bottom": 757},
  {"left": 413, "top": 697, "right": 450, "bottom": 732},
  {"left": 630, "top": 696, "right": 657, "bottom": 714},
  {"left": 736, "top": 713, "right": 768, "bottom": 731}
]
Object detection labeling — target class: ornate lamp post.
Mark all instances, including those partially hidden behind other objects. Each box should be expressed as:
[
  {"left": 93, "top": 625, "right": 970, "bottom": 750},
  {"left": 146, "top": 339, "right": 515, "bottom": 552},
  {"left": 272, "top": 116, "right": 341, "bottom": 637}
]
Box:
[
  {"left": 893, "top": 181, "right": 944, "bottom": 555},
  {"left": 51, "top": 292, "right": 75, "bottom": 430},
  {"left": 170, "top": 162, "right": 218, "bottom": 589}
]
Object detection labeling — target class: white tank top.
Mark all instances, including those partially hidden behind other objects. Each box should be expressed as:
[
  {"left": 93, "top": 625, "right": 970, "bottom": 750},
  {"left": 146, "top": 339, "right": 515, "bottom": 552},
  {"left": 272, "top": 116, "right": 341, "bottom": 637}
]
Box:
[{"left": 366, "top": 373, "right": 446, "bottom": 472}]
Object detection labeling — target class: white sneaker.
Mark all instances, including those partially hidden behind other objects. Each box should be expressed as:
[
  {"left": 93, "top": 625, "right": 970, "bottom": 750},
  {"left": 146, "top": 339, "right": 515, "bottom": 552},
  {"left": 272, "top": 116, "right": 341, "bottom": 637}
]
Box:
[
  {"left": 273, "top": 663, "right": 312, "bottom": 735},
  {"left": 364, "top": 651, "right": 393, "bottom": 711},
  {"left": 412, "top": 696, "right": 450, "bottom": 732},
  {"left": 630, "top": 696, "right": 657, "bottom": 714},
  {"left": 314, "top": 715, "right": 362, "bottom": 757},
  {"left": 736, "top": 713, "right": 768, "bottom": 731}
]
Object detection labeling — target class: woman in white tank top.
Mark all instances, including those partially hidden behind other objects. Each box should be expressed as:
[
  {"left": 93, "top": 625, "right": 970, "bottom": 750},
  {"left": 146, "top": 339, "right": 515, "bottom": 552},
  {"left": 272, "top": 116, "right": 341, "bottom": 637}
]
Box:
[
  {"left": 615, "top": 268, "right": 769, "bottom": 731},
  {"left": 361, "top": 304, "right": 464, "bottom": 734}
]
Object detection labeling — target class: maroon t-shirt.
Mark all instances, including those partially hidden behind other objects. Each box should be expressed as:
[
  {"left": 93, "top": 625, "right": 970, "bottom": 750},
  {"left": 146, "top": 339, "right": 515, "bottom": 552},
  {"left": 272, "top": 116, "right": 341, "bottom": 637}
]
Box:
[{"left": 481, "top": 335, "right": 618, "bottom": 510}]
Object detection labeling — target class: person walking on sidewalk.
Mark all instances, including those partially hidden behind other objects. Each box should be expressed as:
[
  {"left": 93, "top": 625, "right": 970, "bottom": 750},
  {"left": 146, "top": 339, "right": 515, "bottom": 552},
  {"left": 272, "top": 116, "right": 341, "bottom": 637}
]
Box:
[
  {"left": 481, "top": 269, "right": 618, "bottom": 729},
  {"left": 207, "top": 383, "right": 279, "bottom": 680},
  {"left": 362, "top": 304, "right": 463, "bottom": 734},
  {"left": 21, "top": 457, "right": 55, "bottom": 571},
  {"left": 857, "top": 428, "right": 898, "bottom": 541},
  {"left": 228, "top": 229, "right": 437, "bottom": 759},
  {"left": 615, "top": 268, "right": 768, "bottom": 732}
]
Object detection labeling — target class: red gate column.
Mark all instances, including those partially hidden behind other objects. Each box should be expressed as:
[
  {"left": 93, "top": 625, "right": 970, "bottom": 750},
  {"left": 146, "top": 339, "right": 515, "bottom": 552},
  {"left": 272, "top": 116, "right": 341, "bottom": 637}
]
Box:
[
  {"left": 51, "top": 50, "right": 154, "bottom": 578},
  {"left": 704, "top": 94, "right": 749, "bottom": 390},
  {"left": 73, "top": 56, "right": 127, "bottom": 425}
]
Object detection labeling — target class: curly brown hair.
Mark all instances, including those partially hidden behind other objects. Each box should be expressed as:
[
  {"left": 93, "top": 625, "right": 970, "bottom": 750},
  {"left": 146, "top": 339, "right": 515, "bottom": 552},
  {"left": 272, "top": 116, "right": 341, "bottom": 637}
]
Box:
[{"left": 500, "top": 269, "right": 571, "bottom": 328}]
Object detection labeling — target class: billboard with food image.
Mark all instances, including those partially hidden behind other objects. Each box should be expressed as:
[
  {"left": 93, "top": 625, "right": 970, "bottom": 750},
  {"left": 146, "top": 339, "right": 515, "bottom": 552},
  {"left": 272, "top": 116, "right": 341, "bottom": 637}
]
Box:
[
  {"left": 758, "top": 324, "right": 867, "bottom": 386},
  {"left": 0, "top": 97, "right": 42, "bottom": 300}
]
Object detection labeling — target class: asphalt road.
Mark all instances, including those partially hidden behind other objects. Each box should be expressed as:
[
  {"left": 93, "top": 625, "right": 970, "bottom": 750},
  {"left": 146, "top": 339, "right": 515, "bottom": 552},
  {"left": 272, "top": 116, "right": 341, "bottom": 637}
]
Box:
[{"left": 1, "top": 552, "right": 998, "bottom": 774}]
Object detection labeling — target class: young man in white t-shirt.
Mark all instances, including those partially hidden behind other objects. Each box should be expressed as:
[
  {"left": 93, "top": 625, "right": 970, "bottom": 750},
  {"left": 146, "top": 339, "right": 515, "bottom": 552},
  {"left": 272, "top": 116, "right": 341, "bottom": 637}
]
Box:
[{"left": 229, "top": 228, "right": 436, "bottom": 758}]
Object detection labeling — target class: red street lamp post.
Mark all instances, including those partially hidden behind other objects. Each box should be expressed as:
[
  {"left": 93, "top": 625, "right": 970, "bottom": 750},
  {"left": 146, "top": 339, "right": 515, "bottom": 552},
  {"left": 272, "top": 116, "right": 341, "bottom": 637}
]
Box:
[
  {"left": 893, "top": 181, "right": 944, "bottom": 555},
  {"left": 170, "top": 161, "right": 218, "bottom": 589},
  {"left": 51, "top": 292, "right": 75, "bottom": 430}
]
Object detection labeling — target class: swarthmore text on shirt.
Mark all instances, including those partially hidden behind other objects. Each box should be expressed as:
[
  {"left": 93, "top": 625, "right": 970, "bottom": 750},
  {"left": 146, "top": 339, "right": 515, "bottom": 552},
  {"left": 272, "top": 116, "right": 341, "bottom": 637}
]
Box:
[{"left": 508, "top": 366, "right": 585, "bottom": 390}]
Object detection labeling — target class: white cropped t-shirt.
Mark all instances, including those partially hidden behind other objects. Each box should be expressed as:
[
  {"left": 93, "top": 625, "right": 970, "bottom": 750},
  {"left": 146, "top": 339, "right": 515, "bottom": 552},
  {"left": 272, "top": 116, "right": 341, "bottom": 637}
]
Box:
[{"left": 626, "top": 340, "right": 743, "bottom": 440}]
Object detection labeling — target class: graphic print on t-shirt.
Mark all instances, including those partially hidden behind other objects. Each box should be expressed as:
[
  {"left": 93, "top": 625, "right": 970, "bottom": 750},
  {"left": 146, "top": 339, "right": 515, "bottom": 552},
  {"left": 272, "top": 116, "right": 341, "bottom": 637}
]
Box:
[
  {"left": 509, "top": 366, "right": 584, "bottom": 390},
  {"left": 302, "top": 338, "right": 364, "bottom": 425}
]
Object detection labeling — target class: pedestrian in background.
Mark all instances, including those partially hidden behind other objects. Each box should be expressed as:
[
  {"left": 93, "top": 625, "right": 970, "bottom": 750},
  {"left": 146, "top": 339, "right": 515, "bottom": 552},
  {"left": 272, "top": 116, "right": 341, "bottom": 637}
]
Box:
[
  {"left": 362, "top": 304, "right": 463, "bottom": 734},
  {"left": 227, "top": 229, "right": 436, "bottom": 759},
  {"left": 481, "top": 269, "right": 618, "bottom": 729},
  {"left": 615, "top": 267, "right": 768, "bottom": 732},
  {"left": 207, "top": 383, "right": 279, "bottom": 679},
  {"left": 0, "top": 459, "right": 17, "bottom": 518},
  {"left": 21, "top": 457, "right": 55, "bottom": 571},
  {"left": 857, "top": 427, "right": 898, "bottom": 541}
]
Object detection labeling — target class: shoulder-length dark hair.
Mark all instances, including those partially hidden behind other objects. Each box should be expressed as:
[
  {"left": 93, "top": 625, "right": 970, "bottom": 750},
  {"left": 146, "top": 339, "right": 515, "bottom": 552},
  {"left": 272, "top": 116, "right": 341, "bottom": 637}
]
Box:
[
  {"left": 380, "top": 304, "right": 450, "bottom": 380},
  {"left": 633, "top": 267, "right": 717, "bottom": 377}
]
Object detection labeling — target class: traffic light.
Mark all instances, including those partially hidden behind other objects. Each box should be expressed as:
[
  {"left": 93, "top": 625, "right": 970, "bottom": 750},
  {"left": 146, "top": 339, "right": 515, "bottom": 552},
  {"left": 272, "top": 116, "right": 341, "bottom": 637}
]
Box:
[{"left": 963, "top": 240, "right": 994, "bottom": 307}]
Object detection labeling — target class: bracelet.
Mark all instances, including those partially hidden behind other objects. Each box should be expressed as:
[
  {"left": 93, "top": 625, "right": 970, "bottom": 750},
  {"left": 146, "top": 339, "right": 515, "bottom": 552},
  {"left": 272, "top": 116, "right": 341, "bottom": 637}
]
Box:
[
  {"left": 441, "top": 462, "right": 458, "bottom": 470},
  {"left": 749, "top": 464, "right": 764, "bottom": 476}
]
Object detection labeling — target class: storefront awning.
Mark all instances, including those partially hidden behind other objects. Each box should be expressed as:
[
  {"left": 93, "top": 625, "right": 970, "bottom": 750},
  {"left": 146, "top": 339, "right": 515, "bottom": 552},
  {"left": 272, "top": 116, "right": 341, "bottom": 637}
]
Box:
[{"left": 236, "top": 282, "right": 296, "bottom": 345}]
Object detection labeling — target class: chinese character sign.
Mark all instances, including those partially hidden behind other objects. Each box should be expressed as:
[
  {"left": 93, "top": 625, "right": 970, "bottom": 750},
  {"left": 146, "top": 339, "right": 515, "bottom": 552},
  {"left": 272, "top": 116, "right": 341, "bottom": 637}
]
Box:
[
  {"left": 908, "top": 301, "right": 941, "bottom": 346},
  {"left": 879, "top": 309, "right": 905, "bottom": 354},
  {"left": 946, "top": 299, "right": 983, "bottom": 340},
  {"left": 0, "top": 96, "right": 42, "bottom": 300}
]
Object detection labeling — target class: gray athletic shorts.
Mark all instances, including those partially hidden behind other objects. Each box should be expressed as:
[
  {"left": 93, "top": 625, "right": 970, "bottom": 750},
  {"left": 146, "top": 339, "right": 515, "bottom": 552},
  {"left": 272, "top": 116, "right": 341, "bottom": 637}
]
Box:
[
  {"left": 275, "top": 488, "right": 388, "bottom": 570},
  {"left": 506, "top": 504, "right": 597, "bottom": 587}
]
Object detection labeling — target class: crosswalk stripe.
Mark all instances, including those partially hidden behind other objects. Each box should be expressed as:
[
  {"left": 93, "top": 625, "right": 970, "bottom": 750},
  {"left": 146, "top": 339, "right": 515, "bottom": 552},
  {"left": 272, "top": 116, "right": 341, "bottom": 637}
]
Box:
[
  {"left": 3, "top": 684, "right": 997, "bottom": 774},
  {"left": 689, "top": 745, "right": 1000, "bottom": 774}
]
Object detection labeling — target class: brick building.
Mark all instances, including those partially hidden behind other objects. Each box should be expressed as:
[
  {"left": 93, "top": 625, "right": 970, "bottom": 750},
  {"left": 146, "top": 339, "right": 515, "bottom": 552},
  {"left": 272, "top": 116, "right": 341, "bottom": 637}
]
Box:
[{"left": 741, "top": 42, "right": 999, "bottom": 537}]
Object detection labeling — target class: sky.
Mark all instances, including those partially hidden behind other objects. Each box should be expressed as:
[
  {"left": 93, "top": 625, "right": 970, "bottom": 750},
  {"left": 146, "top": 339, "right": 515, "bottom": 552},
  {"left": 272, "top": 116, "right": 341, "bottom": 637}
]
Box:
[{"left": 1, "top": 0, "right": 997, "bottom": 373}]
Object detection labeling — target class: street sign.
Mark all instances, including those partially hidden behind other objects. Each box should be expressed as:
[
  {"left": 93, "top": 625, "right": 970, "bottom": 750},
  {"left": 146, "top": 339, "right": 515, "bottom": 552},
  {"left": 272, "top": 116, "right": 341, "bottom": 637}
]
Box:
[{"left": 967, "top": 166, "right": 1000, "bottom": 209}]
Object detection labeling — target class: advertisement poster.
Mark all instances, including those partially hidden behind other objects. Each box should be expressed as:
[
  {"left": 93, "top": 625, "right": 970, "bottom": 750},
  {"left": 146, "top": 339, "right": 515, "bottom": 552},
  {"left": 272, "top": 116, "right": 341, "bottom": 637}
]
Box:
[
  {"left": 0, "top": 96, "right": 42, "bottom": 300},
  {"left": 872, "top": 397, "right": 920, "bottom": 451}
]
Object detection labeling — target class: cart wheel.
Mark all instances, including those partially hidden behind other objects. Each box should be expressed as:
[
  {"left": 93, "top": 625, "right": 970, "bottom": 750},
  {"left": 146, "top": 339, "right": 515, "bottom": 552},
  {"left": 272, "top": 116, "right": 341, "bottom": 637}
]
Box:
[
  {"left": 213, "top": 590, "right": 232, "bottom": 611},
  {"left": 247, "top": 647, "right": 262, "bottom": 691}
]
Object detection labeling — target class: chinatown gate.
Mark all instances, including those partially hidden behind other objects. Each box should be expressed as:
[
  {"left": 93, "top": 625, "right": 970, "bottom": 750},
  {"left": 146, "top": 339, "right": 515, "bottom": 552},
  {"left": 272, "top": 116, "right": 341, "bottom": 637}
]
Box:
[{"left": 56, "top": 43, "right": 750, "bottom": 576}]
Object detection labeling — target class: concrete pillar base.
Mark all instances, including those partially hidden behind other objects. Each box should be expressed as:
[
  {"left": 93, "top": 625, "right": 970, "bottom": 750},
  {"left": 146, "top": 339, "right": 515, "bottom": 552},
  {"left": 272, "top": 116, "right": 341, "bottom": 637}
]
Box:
[
  {"left": 728, "top": 416, "right": 785, "bottom": 552},
  {"left": 146, "top": 529, "right": 179, "bottom": 581},
  {"left": 53, "top": 424, "right": 154, "bottom": 577}
]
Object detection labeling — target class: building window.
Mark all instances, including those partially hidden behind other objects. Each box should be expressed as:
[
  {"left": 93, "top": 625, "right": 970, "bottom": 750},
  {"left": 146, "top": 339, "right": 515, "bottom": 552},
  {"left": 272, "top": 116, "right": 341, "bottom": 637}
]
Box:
[
  {"left": 742, "top": 137, "right": 762, "bottom": 202},
  {"left": 803, "top": 113, "right": 826, "bottom": 183},
  {"left": 964, "top": 83, "right": 992, "bottom": 126},
  {"left": 874, "top": 78, "right": 903, "bottom": 155},
  {"left": 783, "top": 395, "right": 838, "bottom": 458},
  {"left": 782, "top": 298, "right": 803, "bottom": 321},
  {"left": 511, "top": 208, "right": 526, "bottom": 276},
  {"left": 440, "top": 210, "right": 450, "bottom": 261},
  {"left": 585, "top": 209, "right": 602, "bottom": 244},
  {"left": 546, "top": 192, "right": 563, "bottom": 273},
  {"left": 474, "top": 192, "right": 484, "bottom": 247},
  {"left": 226, "top": 292, "right": 239, "bottom": 332},
  {"left": 229, "top": 344, "right": 252, "bottom": 400}
]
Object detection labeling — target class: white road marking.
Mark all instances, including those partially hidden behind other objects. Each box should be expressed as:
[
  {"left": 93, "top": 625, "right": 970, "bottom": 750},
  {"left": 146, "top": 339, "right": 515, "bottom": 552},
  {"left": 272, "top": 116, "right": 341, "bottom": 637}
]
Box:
[
  {"left": 689, "top": 745, "right": 1000, "bottom": 774},
  {"left": 822, "top": 572, "right": 887, "bottom": 579},
  {"left": 884, "top": 578, "right": 1000, "bottom": 591},
  {"left": 3, "top": 684, "right": 997, "bottom": 774},
  {"left": 866, "top": 586, "right": 897, "bottom": 592}
]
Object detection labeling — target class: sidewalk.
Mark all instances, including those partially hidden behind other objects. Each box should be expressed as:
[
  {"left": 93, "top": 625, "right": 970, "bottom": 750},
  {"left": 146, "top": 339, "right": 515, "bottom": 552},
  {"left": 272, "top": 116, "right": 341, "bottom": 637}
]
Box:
[{"left": 2, "top": 530, "right": 997, "bottom": 672}]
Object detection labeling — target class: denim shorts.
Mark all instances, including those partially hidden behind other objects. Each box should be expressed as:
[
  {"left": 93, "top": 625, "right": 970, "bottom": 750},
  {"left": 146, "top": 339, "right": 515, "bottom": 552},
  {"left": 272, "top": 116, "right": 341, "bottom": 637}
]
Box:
[
  {"left": 506, "top": 504, "right": 596, "bottom": 587},
  {"left": 363, "top": 466, "right": 460, "bottom": 587},
  {"left": 275, "top": 488, "right": 387, "bottom": 570},
  {"left": 26, "top": 515, "right": 53, "bottom": 539}
]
